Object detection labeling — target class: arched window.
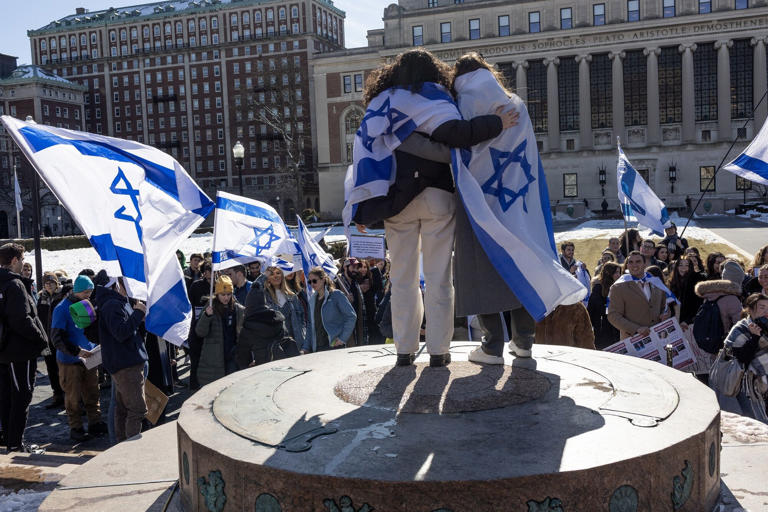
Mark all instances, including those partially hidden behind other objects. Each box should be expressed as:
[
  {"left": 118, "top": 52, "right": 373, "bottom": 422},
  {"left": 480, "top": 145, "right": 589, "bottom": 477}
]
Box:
[{"left": 343, "top": 108, "right": 364, "bottom": 162}]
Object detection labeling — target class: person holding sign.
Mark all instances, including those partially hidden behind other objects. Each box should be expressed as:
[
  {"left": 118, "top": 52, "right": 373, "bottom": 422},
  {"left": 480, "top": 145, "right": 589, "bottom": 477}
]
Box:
[{"left": 607, "top": 251, "right": 673, "bottom": 340}]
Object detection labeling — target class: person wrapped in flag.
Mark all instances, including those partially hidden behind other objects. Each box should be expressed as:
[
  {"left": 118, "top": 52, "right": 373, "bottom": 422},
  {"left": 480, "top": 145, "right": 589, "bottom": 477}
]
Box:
[{"left": 344, "top": 49, "right": 519, "bottom": 368}]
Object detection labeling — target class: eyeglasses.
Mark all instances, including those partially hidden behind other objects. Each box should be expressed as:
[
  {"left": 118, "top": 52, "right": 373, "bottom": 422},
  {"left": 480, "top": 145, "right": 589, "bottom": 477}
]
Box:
[{"left": 309, "top": 278, "right": 320, "bottom": 284}]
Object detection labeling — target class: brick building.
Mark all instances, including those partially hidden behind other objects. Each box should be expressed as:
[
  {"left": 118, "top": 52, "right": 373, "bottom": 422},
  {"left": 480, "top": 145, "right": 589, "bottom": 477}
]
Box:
[
  {"left": 0, "top": 64, "right": 85, "bottom": 239},
  {"left": 314, "top": 0, "right": 768, "bottom": 219},
  {"left": 27, "top": 0, "right": 346, "bottom": 219}
]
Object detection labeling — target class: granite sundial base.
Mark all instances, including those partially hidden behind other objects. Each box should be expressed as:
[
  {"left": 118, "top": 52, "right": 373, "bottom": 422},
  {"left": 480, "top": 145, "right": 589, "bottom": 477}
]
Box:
[{"left": 177, "top": 343, "right": 721, "bottom": 511}]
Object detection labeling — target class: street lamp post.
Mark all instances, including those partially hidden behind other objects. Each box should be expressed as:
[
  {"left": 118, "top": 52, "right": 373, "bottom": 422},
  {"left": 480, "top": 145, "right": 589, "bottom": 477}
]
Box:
[
  {"left": 24, "top": 116, "right": 44, "bottom": 288},
  {"left": 598, "top": 164, "right": 607, "bottom": 196},
  {"left": 668, "top": 164, "right": 677, "bottom": 194},
  {"left": 232, "top": 140, "right": 245, "bottom": 196}
]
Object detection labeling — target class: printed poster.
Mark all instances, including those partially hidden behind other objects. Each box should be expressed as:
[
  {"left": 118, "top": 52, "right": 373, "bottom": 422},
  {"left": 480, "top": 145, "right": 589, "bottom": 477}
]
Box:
[{"left": 603, "top": 318, "right": 696, "bottom": 371}]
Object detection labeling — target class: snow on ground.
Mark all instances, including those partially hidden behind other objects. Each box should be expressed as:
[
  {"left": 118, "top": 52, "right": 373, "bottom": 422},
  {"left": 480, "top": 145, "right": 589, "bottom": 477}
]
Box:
[
  {"left": 735, "top": 207, "right": 768, "bottom": 225},
  {"left": 0, "top": 486, "right": 50, "bottom": 512}
]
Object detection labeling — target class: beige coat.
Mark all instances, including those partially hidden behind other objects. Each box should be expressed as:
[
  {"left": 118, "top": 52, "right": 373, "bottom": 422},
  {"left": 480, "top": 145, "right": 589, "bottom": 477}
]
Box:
[{"left": 607, "top": 280, "right": 667, "bottom": 340}]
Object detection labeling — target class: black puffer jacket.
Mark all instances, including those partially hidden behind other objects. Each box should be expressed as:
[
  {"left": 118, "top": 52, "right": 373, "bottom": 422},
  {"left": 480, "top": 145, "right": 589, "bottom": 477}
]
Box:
[
  {"left": 0, "top": 268, "right": 48, "bottom": 363},
  {"left": 236, "top": 282, "right": 286, "bottom": 368}
]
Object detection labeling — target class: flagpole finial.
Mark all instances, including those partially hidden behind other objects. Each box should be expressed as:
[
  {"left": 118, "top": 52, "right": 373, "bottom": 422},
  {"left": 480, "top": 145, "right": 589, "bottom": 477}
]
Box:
[{"left": 616, "top": 136, "right": 621, "bottom": 148}]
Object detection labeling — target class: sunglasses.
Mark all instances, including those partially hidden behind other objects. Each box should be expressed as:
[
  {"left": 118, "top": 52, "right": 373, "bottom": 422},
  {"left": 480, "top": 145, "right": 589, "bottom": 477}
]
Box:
[{"left": 309, "top": 278, "right": 320, "bottom": 284}]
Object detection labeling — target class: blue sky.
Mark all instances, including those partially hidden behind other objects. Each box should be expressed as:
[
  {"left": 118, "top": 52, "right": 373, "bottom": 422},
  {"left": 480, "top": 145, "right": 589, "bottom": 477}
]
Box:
[{"left": 0, "top": 0, "right": 391, "bottom": 65}]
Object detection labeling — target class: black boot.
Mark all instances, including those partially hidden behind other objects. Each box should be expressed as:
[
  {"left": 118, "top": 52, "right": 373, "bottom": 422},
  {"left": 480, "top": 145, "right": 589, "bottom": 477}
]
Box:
[
  {"left": 395, "top": 353, "right": 415, "bottom": 367},
  {"left": 429, "top": 353, "right": 451, "bottom": 367}
]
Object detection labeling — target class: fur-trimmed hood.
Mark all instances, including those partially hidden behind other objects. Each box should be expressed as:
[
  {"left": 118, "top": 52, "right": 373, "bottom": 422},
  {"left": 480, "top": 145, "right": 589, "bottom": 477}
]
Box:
[{"left": 695, "top": 279, "right": 741, "bottom": 298}]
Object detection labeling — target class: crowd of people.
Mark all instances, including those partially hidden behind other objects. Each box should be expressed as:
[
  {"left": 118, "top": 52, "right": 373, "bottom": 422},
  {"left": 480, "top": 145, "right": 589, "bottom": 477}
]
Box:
[{"left": 0, "top": 240, "right": 397, "bottom": 454}]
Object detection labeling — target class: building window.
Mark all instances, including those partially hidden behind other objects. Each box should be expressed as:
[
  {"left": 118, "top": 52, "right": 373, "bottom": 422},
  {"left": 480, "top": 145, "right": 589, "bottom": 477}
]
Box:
[
  {"left": 735, "top": 0, "right": 748, "bottom": 8},
  {"left": 627, "top": 0, "right": 640, "bottom": 21},
  {"left": 428, "top": 0, "right": 438, "bottom": 6},
  {"left": 659, "top": 47, "right": 682, "bottom": 123},
  {"left": 736, "top": 175, "right": 752, "bottom": 191},
  {"left": 663, "top": 0, "right": 675, "bottom": 17},
  {"left": 441, "top": 22, "right": 451, "bottom": 43},
  {"left": 527, "top": 60, "right": 548, "bottom": 133},
  {"left": 560, "top": 8, "right": 573, "bottom": 29},
  {"left": 468, "top": 18, "right": 480, "bottom": 40},
  {"left": 593, "top": 4, "right": 606, "bottom": 25},
  {"left": 700, "top": 166, "right": 716, "bottom": 191},
  {"left": 412, "top": 25, "right": 423, "bottom": 46},
  {"left": 699, "top": 0, "right": 711, "bottom": 13},
  {"left": 624, "top": 50, "right": 647, "bottom": 126},
  {"left": 497, "top": 15, "right": 510, "bottom": 37},
  {"left": 344, "top": 108, "right": 364, "bottom": 162},
  {"left": 694, "top": 43, "right": 717, "bottom": 121},
  {"left": 731, "top": 39, "right": 753, "bottom": 119},
  {"left": 343, "top": 75, "right": 352, "bottom": 93},
  {"left": 529, "top": 12, "right": 541, "bottom": 33},
  {"left": 558, "top": 57, "right": 579, "bottom": 131},
  {"left": 354, "top": 73, "right": 364, "bottom": 92},
  {"left": 563, "top": 173, "right": 578, "bottom": 197}
]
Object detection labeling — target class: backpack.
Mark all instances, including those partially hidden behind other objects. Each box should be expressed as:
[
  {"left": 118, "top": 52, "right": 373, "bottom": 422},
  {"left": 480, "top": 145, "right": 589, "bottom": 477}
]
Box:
[
  {"left": 692, "top": 296, "right": 725, "bottom": 354},
  {"left": 268, "top": 336, "right": 300, "bottom": 361}
]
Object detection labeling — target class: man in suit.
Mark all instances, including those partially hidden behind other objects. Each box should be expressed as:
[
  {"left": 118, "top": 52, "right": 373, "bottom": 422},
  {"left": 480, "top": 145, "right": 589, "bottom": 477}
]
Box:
[{"left": 607, "top": 251, "right": 670, "bottom": 340}]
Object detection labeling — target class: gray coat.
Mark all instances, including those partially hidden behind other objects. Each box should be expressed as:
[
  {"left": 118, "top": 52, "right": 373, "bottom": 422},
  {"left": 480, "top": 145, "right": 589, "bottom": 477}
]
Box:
[{"left": 454, "top": 201, "right": 522, "bottom": 316}]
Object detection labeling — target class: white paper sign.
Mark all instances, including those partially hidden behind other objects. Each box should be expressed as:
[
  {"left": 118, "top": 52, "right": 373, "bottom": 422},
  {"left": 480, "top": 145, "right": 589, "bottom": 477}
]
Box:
[
  {"left": 82, "top": 344, "right": 102, "bottom": 370},
  {"left": 603, "top": 318, "right": 696, "bottom": 371},
  {"left": 348, "top": 234, "right": 386, "bottom": 259}
]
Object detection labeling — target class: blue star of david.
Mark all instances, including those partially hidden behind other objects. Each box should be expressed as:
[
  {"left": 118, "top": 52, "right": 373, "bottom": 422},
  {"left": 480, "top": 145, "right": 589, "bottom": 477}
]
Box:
[
  {"left": 110, "top": 166, "right": 143, "bottom": 241},
  {"left": 356, "top": 98, "right": 408, "bottom": 152},
  {"left": 247, "top": 225, "right": 281, "bottom": 256},
  {"left": 481, "top": 141, "right": 536, "bottom": 213}
]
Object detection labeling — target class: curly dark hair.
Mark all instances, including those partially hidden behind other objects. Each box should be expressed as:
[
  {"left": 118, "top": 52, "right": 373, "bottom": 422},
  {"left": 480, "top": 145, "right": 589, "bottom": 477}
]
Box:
[
  {"left": 451, "top": 52, "right": 513, "bottom": 96},
  {"left": 363, "top": 48, "right": 452, "bottom": 105}
]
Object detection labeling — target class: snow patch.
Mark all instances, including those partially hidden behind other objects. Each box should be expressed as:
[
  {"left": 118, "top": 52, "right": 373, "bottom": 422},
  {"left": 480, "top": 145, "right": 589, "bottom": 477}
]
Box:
[{"left": 0, "top": 486, "right": 51, "bottom": 512}]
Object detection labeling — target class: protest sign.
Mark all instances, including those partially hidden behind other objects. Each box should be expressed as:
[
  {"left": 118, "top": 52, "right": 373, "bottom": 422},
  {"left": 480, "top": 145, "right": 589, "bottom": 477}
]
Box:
[
  {"left": 348, "top": 233, "right": 386, "bottom": 259},
  {"left": 603, "top": 318, "right": 696, "bottom": 371}
]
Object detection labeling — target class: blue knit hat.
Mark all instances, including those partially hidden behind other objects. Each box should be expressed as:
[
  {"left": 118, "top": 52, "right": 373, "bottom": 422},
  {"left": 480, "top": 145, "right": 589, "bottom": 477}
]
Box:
[{"left": 73, "top": 275, "right": 94, "bottom": 293}]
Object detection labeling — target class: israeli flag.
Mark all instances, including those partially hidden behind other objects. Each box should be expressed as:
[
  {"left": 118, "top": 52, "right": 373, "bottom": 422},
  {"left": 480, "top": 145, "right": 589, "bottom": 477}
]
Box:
[
  {"left": 614, "top": 272, "right": 679, "bottom": 306},
  {"left": 452, "top": 69, "right": 586, "bottom": 321},
  {"left": 1, "top": 115, "right": 213, "bottom": 345},
  {"left": 295, "top": 215, "right": 338, "bottom": 279},
  {"left": 617, "top": 144, "right": 670, "bottom": 236},
  {"left": 211, "top": 191, "right": 295, "bottom": 271},
  {"left": 723, "top": 118, "right": 768, "bottom": 185},
  {"left": 342, "top": 83, "right": 462, "bottom": 226}
]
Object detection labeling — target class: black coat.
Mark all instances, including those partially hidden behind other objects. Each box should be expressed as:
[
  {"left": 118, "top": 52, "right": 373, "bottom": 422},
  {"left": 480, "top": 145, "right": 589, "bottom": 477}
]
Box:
[
  {"left": 353, "top": 115, "right": 502, "bottom": 225},
  {"left": 586, "top": 282, "right": 620, "bottom": 350},
  {"left": 93, "top": 286, "right": 147, "bottom": 374},
  {"left": 0, "top": 268, "right": 48, "bottom": 363},
  {"left": 236, "top": 283, "right": 286, "bottom": 368}
]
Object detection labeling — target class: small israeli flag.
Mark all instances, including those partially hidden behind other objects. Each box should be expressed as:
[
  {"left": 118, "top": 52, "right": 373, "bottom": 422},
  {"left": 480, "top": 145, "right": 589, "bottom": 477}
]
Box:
[
  {"left": 1, "top": 115, "right": 213, "bottom": 345},
  {"left": 295, "top": 215, "right": 337, "bottom": 279},
  {"left": 723, "top": 118, "right": 768, "bottom": 185},
  {"left": 617, "top": 143, "right": 670, "bottom": 236},
  {"left": 211, "top": 191, "right": 295, "bottom": 271}
]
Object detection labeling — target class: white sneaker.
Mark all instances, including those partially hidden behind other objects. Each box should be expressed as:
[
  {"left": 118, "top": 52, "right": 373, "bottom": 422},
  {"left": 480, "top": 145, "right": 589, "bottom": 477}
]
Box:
[
  {"left": 508, "top": 342, "right": 532, "bottom": 358},
  {"left": 468, "top": 346, "right": 504, "bottom": 365}
]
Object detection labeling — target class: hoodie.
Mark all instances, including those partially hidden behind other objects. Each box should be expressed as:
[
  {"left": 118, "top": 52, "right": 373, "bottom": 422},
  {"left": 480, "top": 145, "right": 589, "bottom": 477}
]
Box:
[{"left": 0, "top": 267, "right": 48, "bottom": 363}]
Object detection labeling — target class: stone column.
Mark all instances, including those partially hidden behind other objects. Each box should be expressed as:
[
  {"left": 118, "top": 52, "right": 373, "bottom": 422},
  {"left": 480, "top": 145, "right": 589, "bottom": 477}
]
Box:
[
  {"left": 679, "top": 43, "right": 697, "bottom": 144},
  {"left": 545, "top": 57, "right": 560, "bottom": 151},
  {"left": 514, "top": 61, "right": 528, "bottom": 103},
  {"left": 609, "top": 50, "right": 625, "bottom": 145},
  {"left": 576, "top": 54, "right": 592, "bottom": 150},
  {"left": 644, "top": 47, "right": 661, "bottom": 145},
  {"left": 752, "top": 37, "right": 767, "bottom": 131},
  {"left": 715, "top": 39, "right": 733, "bottom": 142}
]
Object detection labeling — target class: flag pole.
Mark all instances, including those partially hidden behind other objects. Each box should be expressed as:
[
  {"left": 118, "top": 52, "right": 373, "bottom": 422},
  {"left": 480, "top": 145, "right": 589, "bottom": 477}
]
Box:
[
  {"left": 618, "top": 137, "right": 630, "bottom": 260},
  {"left": 14, "top": 166, "right": 21, "bottom": 240},
  {"left": 679, "top": 87, "right": 768, "bottom": 239},
  {"left": 208, "top": 193, "right": 219, "bottom": 310}
]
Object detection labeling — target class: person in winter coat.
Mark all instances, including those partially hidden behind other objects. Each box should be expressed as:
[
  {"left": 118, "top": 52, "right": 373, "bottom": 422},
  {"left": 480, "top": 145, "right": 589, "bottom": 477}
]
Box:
[
  {"left": 37, "top": 272, "right": 67, "bottom": 408},
  {"left": 50, "top": 275, "right": 106, "bottom": 441},
  {"left": 723, "top": 293, "right": 768, "bottom": 424},
  {"left": 587, "top": 262, "right": 622, "bottom": 349},
  {"left": 264, "top": 266, "right": 306, "bottom": 350},
  {"left": 691, "top": 273, "right": 743, "bottom": 382},
  {"left": 236, "top": 281, "right": 287, "bottom": 368},
  {"left": 93, "top": 276, "right": 148, "bottom": 443},
  {"left": 303, "top": 267, "right": 357, "bottom": 354},
  {"left": 535, "top": 303, "right": 595, "bottom": 350},
  {"left": 667, "top": 258, "right": 706, "bottom": 328},
  {"left": 195, "top": 276, "right": 245, "bottom": 386},
  {"left": 358, "top": 259, "right": 385, "bottom": 345},
  {"left": 0, "top": 243, "right": 48, "bottom": 454}
]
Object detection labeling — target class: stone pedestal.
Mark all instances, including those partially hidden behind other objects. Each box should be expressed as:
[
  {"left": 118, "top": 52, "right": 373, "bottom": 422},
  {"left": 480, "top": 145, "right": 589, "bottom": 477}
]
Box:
[{"left": 177, "top": 343, "right": 721, "bottom": 511}]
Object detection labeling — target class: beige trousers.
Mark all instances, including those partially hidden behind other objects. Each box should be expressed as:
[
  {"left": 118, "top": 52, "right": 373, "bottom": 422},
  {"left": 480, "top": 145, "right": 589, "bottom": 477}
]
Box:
[{"left": 384, "top": 187, "right": 456, "bottom": 355}]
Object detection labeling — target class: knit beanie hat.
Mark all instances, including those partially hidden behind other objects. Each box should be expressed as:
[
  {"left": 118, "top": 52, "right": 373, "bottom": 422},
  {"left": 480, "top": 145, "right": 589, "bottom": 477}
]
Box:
[
  {"left": 73, "top": 275, "right": 94, "bottom": 293},
  {"left": 721, "top": 260, "right": 745, "bottom": 287},
  {"left": 42, "top": 273, "right": 58, "bottom": 285},
  {"left": 214, "top": 275, "right": 234, "bottom": 295},
  {"left": 70, "top": 299, "right": 97, "bottom": 329}
]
